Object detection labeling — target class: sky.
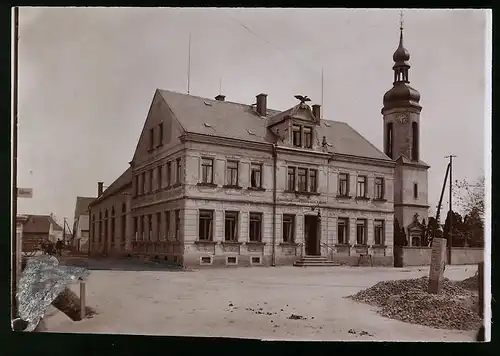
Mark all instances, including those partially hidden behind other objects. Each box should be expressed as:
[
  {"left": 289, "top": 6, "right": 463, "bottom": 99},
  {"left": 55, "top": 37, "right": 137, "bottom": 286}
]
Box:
[{"left": 16, "top": 7, "right": 489, "bottom": 227}]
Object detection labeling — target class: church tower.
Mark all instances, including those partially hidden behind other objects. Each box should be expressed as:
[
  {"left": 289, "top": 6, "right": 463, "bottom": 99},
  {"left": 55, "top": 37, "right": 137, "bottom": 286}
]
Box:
[{"left": 382, "top": 16, "right": 430, "bottom": 246}]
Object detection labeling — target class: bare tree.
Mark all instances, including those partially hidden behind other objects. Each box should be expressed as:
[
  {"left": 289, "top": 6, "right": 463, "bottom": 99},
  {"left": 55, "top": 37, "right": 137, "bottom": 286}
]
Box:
[{"left": 454, "top": 175, "right": 485, "bottom": 220}]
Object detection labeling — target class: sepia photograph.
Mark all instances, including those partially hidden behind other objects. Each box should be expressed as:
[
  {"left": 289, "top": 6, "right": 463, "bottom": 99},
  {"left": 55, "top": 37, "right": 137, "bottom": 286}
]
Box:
[{"left": 12, "top": 7, "right": 490, "bottom": 342}]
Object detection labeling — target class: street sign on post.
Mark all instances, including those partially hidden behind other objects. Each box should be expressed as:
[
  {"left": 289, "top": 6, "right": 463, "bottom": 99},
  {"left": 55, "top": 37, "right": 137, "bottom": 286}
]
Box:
[{"left": 17, "top": 188, "right": 33, "bottom": 198}]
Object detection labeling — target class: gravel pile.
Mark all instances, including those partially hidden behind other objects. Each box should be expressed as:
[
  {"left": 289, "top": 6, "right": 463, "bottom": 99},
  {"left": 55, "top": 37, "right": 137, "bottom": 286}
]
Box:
[
  {"left": 348, "top": 276, "right": 481, "bottom": 330},
  {"left": 456, "top": 274, "right": 479, "bottom": 291}
]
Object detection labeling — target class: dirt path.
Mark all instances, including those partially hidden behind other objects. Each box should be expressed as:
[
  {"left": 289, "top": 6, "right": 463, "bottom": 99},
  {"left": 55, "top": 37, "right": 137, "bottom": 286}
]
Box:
[{"left": 44, "top": 265, "right": 478, "bottom": 341}]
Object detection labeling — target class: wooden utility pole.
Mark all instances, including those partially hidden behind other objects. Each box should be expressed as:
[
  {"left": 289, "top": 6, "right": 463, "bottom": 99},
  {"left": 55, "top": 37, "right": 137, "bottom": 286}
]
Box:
[
  {"left": 12, "top": 6, "right": 19, "bottom": 319},
  {"left": 445, "top": 154, "right": 457, "bottom": 264}
]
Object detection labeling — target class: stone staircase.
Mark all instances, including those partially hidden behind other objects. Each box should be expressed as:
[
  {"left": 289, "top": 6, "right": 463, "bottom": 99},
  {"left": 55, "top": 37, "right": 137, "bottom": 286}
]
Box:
[{"left": 293, "top": 255, "right": 340, "bottom": 267}]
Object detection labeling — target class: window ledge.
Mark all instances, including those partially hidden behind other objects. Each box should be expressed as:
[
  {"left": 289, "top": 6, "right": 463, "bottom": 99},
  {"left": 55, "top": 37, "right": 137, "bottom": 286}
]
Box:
[
  {"left": 373, "top": 198, "right": 387, "bottom": 202},
  {"left": 147, "top": 148, "right": 155, "bottom": 153},
  {"left": 371, "top": 245, "right": 388, "bottom": 249},
  {"left": 295, "top": 191, "right": 320, "bottom": 196},
  {"left": 156, "top": 143, "right": 164, "bottom": 148},
  {"left": 247, "top": 187, "right": 266, "bottom": 191},
  {"left": 354, "top": 244, "right": 369, "bottom": 248},
  {"left": 336, "top": 195, "right": 352, "bottom": 199},
  {"left": 197, "top": 182, "right": 217, "bottom": 188},
  {"left": 279, "top": 242, "right": 298, "bottom": 247},
  {"left": 355, "top": 196, "right": 370, "bottom": 201},
  {"left": 222, "top": 241, "right": 243, "bottom": 245},
  {"left": 335, "top": 243, "right": 351, "bottom": 247},
  {"left": 246, "top": 241, "right": 266, "bottom": 246},
  {"left": 195, "top": 240, "right": 216, "bottom": 245},
  {"left": 222, "top": 185, "right": 243, "bottom": 190}
]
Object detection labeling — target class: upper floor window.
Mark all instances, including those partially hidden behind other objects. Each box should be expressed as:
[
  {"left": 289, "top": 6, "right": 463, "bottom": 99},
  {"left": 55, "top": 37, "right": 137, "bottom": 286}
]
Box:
[
  {"left": 201, "top": 158, "right": 214, "bottom": 184},
  {"left": 287, "top": 167, "right": 296, "bottom": 191},
  {"left": 292, "top": 125, "right": 301, "bottom": 147},
  {"left": 357, "top": 176, "right": 367, "bottom": 198},
  {"left": 149, "top": 128, "right": 155, "bottom": 151},
  {"left": 309, "top": 169, "right": 318, "bottom": 193},
  {"left": 149, "top": 169, "right": 154, "bottom": 193},
  {"left": 176, "top": 158, "right": 182, "bottom": 184},
  {"left": 158, "top": 122, "right": 164, "bottom": 146},
  {"left": 157, "top": 166, "right": 162, "bottom": 190},
  {"left": 412, "top": 122, "right": 419, "bottom": 161},
  {"left": 174, "top": 210, "right": 180, "bottom": 240},
  {"left": 413, "top": 183, "right": 418, "bottom": 199},
  {"left": 226, "top": 161, "right": 239, "bottom": 186},
  {"left": 147, "top": 214, "right": 152, "bottom": 240},
  {"left": 134, "top": 175, "right": 139, "bottom": 197},
  {"left": 141, "top": 172, "right": 146, "bottom": 195},
  {"left": 375, "top": 177, "right": 385, "bottom": 200},
  {"left": 338, "top": 173, "right": 349, "bottom": 196},
  {"left": 166, "top": 161, "right": 172, "bottom": 186},
  {"left": 297, "top": 168, "right": 307, "bottom": 192},
  {"left": 292, "top": 124, "right": 313, "bottom": 149},
  {"left": 250, "top": 163, "right": 262, "bottom": 188},
  {"left": 303, "top": 127, "right": 312, "bottom": 148}
]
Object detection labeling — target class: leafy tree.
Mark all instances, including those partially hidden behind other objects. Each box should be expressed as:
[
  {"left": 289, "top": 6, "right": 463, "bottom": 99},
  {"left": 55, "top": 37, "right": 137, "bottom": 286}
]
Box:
[
  {"left": 454, "top": 175, "right": 485, "bottom": 247},
  {"left": 393, "top": 219, "right": 408, "bottom": 247},
  {"left": 420, "top": 219, "right": 429, "bottom": 247}
]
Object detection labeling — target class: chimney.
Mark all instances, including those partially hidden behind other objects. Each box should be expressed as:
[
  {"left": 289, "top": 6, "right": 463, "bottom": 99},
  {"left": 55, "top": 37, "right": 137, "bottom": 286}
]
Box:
[
  {"left": 312, "top": 104, "right": 321, "bottom": 120},
  {"left": 256, "top": 93, "right": 267, "bottom": 116},
  {"left": 98, "top": 181, "right": 104, "bottom": 196},
  {"left": 215, "top": 94, "right": 226, "bottom": 102}
]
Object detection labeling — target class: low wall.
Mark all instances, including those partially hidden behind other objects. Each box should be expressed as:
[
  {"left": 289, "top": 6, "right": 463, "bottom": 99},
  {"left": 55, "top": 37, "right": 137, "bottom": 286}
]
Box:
[{"left": 403, "top": 246, "right": 484, "bottom": 266}]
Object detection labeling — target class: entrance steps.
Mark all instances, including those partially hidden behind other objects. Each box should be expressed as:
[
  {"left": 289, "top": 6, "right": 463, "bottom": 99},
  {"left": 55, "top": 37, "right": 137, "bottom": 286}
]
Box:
[{"left": 293, "top": 255, "right": 340, "bottom": 267}]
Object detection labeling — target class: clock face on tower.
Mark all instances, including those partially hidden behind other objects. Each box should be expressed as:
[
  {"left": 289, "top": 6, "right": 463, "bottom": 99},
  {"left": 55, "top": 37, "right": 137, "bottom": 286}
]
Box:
[{"left": 396, "top": 114, "right": 409, "bottom": 124}]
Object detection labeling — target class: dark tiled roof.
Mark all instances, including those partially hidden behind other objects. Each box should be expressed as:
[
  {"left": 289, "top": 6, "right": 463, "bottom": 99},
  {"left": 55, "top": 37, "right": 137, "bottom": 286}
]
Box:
[
  {"left": 158, "top": 90, "right": 390, "bottom": 161},
  {"left": 90, "top": 167, "right": 132, "bottom": 207},
  {"left": 74, "top": 196, "right": 95, "bottom": 219},
  {"left": 23, "top": 215, "right": 62, "bottom": 233}
]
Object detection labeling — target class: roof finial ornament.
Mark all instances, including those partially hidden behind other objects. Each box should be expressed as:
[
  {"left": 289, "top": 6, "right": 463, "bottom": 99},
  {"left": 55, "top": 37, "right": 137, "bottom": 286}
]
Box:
[
  {"left": 294, "top": 95, "right": 311, "bottom": 105},
  {"left": 400, "top": 10, "right": 404, "bottom": 31}
]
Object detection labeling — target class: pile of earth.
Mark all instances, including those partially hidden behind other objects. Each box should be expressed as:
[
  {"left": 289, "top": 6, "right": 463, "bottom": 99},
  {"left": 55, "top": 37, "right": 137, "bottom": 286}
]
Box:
[{"left": 347, "top": 276, "right": 481, "bottom": 330}]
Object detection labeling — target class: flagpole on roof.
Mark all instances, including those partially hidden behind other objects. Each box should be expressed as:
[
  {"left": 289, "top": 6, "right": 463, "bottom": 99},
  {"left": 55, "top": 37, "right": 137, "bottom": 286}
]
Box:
[
  {"left": 321, "top": 68, "right": 324, "bottom": 119},
  {"left": 187, "top": 33, "right": 191, "bottom": 95}
]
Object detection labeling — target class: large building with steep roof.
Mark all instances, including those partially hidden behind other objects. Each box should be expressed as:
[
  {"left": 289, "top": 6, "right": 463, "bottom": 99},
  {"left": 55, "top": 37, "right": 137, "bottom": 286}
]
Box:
[{"left": 88, "top": 26, "right": 429, "bottom": 267}]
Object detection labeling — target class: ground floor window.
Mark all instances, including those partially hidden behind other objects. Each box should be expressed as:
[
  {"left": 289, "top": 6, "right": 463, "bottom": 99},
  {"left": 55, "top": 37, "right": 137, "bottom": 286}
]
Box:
[
  {"left": 156, "top": 212, "right": 162, "bottom": 240},
  {"left": 282, "top": 214, "right": 295, "bottom": 243},
  {"left": 224, "top": 211, "right": 239, "bottom": 241},
  {"left": 199, "top": 210, "right": 214, "bottom": 241},
  {"left": 175, "top": 210, "right": 180, "bottom": 240},
  {"left": 356, "top": 219, "right": 367, "bottom": 245},
  {"left": 165, "top": 211, "right": 170, "bottom": 240},
  {"left": 148, "top": 215, "right": 152, "bottom": 241},
  {"left": 337, "top": 218, "right": 349, "bottom": 244},
  {"left": 133, "top": 217, "right": 137, "bottom": 241},
  {"left": 249, "top": 213, "right": 262, "bottom": 242},
  {"left": 374, "top": 220, "right": 385, "bottom": 245}
]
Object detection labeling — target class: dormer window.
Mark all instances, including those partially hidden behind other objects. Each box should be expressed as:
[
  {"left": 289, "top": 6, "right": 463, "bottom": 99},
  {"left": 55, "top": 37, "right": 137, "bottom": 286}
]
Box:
[
  {"left": 303, "top": 127, "right": 312, "bottom": 148},
  {"left": 292, "top": 124, "right": 313, "bottom": 149},
  {"left": 292, "top": 125, "right": 301, "bottom": 147}
]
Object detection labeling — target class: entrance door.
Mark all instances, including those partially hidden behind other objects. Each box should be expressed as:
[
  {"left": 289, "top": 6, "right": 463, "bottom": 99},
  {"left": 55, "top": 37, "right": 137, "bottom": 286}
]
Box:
[{"left": 304, "top": 215, "right": 320, "bottom": 256}]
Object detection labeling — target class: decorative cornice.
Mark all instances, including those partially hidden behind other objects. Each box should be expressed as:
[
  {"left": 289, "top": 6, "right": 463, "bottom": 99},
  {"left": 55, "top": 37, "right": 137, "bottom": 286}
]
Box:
[
  {"left": 181, "top": 132, "right": 271, "bottom": 152},
  {"left": 394, "top": 203, "right": 430, "bottom": 209},
  {"left": 329, "top": 153, "right": 396, "bottom": 168}
]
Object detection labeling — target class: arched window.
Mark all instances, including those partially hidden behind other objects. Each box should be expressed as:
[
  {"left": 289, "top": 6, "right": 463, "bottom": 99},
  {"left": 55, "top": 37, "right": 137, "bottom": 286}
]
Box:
[
  {"left": 413, "top": 183, "right": 418, "bottom": 199},
  {"left": 386, "top": 123, "right": 394, "bottom": 159},
  {"left": 412, "top": 122, "right": 419, "bottom": 161},
  {"left": 122, "top": 203, "right": 126, "bottom": 214}
]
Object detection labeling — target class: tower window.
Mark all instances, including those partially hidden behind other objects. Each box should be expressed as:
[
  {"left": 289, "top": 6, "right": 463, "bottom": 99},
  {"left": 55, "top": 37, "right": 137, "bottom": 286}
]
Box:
[
  {"left": 413, "top": 183, "right": 418, "bottom": 199},
  {"left": 386, "top": 123, "right": 393, "bottom": 159},
  {"left": 412, "top": 122, "right": 419, "bottom": 161}
]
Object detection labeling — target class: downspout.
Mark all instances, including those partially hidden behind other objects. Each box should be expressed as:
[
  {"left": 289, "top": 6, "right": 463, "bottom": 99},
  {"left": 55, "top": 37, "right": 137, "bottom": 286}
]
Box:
[{"left": 272, "top": 144, "right": 277, "bottom": 267}]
